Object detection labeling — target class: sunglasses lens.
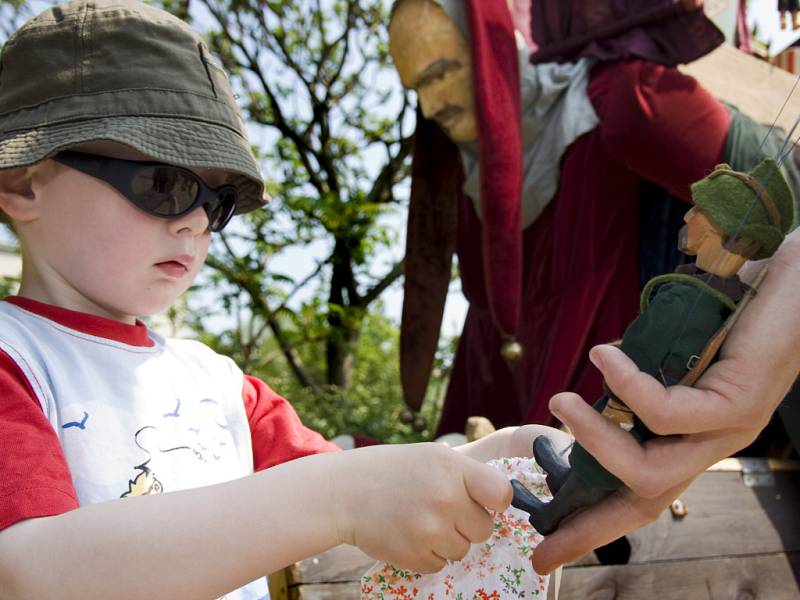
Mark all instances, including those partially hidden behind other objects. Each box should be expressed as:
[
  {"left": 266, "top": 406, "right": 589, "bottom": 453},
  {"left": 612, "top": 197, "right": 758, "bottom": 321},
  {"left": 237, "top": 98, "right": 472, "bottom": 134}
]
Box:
[
  {"left": 131, "top": 166, "right": 200, "bottom": 216},
  {"left": 206, "top": 188, "right": 238, "bottom": 232}
]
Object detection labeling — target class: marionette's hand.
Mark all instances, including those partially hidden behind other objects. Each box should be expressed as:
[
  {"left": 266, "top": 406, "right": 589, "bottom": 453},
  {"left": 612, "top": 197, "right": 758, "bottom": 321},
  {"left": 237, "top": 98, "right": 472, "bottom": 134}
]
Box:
[
  {"left": 531, "top": 229, "right": 800, "bottom": 575},
  {"left": 681, "top": 0, "right": 703, "bottom": 10},
  {"left": 331, "top": 442, "right": 513, "bottom": 573}
]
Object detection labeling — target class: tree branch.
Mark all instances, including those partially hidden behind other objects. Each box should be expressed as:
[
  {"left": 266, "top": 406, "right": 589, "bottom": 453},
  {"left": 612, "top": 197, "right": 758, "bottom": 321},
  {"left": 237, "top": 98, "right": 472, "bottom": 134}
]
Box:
[
  {"left": 359, "top": 259, "right": 404, "bottom": 308},
  {"left": 205, "top": 254, "right": 321, "bottom": 392}
]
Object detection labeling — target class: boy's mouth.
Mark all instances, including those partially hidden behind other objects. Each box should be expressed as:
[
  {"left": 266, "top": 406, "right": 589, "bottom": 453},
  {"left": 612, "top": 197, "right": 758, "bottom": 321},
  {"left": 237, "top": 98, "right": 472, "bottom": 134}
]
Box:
[{"left": 155, "top": 255, "right": 194, "bottom": 277}]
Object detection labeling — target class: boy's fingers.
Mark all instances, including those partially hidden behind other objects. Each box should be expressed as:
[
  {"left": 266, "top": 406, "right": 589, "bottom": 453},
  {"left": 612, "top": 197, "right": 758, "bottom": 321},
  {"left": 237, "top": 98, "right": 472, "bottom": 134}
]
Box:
[
  {"left": 462, "top": 458, "right": 513, "bottom": 513},
  {"left": 455, "top": 500, "right": 495, "bottom": 543},
  {"left": 589, "top": 345, "right": 737, "bottom": 435},
  {"left": 416, "top": 553, "right": 447, "bottom": 574},
  {"left": 433, "top": 530, "right": 472, "bottom": 562}
]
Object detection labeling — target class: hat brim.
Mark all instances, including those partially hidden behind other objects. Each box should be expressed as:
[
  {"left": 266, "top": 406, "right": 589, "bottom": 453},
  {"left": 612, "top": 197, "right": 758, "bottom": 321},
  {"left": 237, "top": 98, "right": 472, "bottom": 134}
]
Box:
[{"left": 0, "top": 116, "right": 267, "bottom": 214}]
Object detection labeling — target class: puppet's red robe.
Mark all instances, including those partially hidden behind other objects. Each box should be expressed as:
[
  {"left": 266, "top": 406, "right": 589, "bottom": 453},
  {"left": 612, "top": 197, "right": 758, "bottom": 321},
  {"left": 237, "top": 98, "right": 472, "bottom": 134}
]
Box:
[{"left": 436, "top": 59, "right": 731, "bottom": 433}]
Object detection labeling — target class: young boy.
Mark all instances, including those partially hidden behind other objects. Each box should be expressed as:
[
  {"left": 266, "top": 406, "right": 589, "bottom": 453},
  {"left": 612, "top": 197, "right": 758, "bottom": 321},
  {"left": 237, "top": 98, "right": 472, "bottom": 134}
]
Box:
[{"left": 0, "top": 1, "right": 549, "bottom": 598}]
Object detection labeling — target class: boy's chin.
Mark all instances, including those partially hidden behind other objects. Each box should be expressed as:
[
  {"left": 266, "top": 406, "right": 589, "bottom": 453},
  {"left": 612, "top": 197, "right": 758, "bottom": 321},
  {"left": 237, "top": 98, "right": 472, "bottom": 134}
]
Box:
[{"left": 113, "top": 297, "right": 181, "bottom": 322}]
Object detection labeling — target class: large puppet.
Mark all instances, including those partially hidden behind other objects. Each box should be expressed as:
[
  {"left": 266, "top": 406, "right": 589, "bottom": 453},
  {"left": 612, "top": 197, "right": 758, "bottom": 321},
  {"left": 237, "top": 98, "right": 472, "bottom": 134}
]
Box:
[
  {"left": 510, "top": 158, "right": 795, "bottom": 534},
  {"left": 389, "top": 0, "right": 800, "bottom": 435}
]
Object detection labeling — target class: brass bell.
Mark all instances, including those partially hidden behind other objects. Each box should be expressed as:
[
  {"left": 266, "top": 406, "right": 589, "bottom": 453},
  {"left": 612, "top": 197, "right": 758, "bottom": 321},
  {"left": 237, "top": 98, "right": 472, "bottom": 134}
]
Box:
[
  {"left": 399, "top": 408, "right": 415, "bottom": 424},
  {"left": 500, "top": 338, "right": 523, "bottom": 362},
  {"left": 412, "top": 415, "right": 428, "bottom": 432}
]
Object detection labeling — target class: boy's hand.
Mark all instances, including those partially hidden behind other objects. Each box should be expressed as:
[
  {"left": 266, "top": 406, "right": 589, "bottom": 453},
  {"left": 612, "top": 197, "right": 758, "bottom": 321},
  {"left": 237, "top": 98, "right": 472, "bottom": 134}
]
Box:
[
  {"left": 454, "top": 424, "right": 572, "bottom": 463},
  {"left": 329, "top": 443, "right": 512, "bottom": 573}
]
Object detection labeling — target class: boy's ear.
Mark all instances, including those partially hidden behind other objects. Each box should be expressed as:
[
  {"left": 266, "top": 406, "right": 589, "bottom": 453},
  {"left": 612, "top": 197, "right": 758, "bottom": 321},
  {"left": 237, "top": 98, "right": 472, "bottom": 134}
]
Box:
[{"left": 0, "top": 167, "right": 40, "bottom": 223}]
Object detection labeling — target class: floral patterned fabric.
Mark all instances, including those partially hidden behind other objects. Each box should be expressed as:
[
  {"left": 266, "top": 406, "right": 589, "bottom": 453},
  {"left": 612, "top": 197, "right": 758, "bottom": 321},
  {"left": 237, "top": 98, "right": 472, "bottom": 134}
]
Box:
[{"left": 361, "top": 457, "right": 550, "bottom": 599}]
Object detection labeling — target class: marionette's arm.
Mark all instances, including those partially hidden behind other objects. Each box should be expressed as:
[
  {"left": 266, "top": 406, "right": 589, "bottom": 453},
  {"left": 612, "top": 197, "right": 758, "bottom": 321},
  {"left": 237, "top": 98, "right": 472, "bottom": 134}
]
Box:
[{"left": 529, "top": 228, "right": 800, "bottom": 574}]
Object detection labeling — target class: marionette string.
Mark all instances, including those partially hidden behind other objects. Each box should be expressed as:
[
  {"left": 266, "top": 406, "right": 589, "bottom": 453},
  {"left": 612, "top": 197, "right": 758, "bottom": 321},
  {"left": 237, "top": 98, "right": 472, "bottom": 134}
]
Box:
[{"left": 757, "top": 69, "right": 800, "bottom": 157}]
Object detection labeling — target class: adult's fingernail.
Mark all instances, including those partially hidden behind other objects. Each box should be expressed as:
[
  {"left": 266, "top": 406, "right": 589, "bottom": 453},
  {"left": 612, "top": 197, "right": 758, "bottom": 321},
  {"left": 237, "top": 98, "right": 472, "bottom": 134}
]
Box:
[
  {"left": 548, "top": 395, "right": 565, "bottom": 422},
  {"left": 589, "top": 346, "right": 605, "bottom": 370}
]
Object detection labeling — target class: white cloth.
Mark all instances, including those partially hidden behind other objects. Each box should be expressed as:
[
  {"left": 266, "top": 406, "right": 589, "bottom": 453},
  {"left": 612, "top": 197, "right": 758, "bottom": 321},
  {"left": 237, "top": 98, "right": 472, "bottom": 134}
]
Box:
[
  {"left": 361, "top": 456, "right": 551, "bottom": 599},
  {"left": 0, "top": 301, "right": 266, "bottom": 600}
]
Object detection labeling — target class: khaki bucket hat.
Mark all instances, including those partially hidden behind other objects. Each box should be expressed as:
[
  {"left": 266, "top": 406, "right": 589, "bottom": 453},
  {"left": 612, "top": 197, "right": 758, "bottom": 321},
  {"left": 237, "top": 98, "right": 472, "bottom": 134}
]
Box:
[{"left": 0, "top": 0, "right": 266, "bottom": 214}]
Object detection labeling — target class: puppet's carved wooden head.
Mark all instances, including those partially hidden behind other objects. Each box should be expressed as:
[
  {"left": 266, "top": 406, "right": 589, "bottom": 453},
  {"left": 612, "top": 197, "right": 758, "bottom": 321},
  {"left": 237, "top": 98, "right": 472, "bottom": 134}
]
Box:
[
  {"left": 389, "top": 0, "right": 477, "bottom": 143},
  {"left": 682, "top": 158, "right": 795, "bottom": 277},
  {"left": 679, "top": 206, "right": 747, "bottom": 278}
]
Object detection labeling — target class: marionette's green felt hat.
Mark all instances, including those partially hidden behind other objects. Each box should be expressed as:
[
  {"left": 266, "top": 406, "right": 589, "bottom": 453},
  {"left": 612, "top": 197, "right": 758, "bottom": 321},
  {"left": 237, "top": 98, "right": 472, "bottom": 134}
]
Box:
[{"left": 691, "top": 158, "right": 794, "bottom": 260}]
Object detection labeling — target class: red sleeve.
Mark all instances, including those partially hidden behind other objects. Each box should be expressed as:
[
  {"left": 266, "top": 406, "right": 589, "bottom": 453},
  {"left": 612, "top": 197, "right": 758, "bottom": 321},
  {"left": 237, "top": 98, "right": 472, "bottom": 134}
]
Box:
[
  {"left": 0, "top": 349, "right": 78, "bottom": 531},
  {"left": 242, "top": 375, "right": 340, "bottom": 471},
  {"left": 589, "top": 59, "right": 731, "bottom": 203}
]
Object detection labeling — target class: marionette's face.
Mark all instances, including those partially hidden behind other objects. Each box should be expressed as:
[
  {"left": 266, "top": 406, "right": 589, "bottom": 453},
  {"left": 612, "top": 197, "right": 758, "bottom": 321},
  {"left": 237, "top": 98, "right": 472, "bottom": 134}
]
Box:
[
  {"left": 679, "top": 206, "right": 746, "bottom": 277},
  {"left": 389, "top": 0, "right": 478, "bottom": 143},
  {"left": 679, "top": 207, "right": 719, "bottom": 255}
]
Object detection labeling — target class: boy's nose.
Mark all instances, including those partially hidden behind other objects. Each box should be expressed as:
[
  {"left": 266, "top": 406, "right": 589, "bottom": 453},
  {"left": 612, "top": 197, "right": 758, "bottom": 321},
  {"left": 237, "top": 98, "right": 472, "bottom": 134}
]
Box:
[{"left": 168, "top": 204, "right": 210, "bottom": 236}]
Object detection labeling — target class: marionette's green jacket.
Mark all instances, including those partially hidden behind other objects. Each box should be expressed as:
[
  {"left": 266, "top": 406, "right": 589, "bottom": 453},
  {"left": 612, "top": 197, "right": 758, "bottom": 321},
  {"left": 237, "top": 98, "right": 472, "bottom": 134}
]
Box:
[{"left": 569, "top": 275, "right": 736, "bottom": 490}]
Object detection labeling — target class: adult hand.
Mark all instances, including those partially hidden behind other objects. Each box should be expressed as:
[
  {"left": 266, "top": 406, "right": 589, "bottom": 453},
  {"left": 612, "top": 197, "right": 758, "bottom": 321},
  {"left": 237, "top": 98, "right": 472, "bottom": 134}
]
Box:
[{"left": 531, "top": 229, "right": 800, "bottom": 574}]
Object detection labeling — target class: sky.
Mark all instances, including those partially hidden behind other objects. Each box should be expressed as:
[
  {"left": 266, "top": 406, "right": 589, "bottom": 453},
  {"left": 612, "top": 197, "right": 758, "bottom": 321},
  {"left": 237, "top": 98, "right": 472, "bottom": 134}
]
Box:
[{"left": 749, "top": 0, "right": 800, "bottom": 54}]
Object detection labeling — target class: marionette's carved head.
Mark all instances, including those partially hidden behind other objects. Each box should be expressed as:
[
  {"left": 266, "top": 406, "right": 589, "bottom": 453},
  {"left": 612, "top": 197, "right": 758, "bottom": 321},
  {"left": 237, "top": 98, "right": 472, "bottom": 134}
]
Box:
[
  {"left": 679, "top": 206, "right": 747, "bottom": 277},
  {"left": 389, "top": 0, "right": 477, "bottom": 143},
  {"left": 682, "top": 158, "right": 795, "bottom": 276}
]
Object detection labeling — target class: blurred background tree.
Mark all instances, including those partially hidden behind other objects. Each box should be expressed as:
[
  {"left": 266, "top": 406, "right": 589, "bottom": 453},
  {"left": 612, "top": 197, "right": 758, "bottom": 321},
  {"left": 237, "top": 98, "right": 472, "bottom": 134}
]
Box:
[
  {"left": 172, "top": 0, "right": 448, "bottom": 442},
  {"left": 0, "top": 0, "right": 454, "bottom": 442}
]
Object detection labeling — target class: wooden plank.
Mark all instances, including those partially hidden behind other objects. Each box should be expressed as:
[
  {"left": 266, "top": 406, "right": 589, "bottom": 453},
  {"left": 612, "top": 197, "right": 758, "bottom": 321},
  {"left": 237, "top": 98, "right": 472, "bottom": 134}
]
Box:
[
  {"left": 709, "top": 457, "right": 800, "bottom": 472},
  {"left": 289, "top": 582, "right": 360, "bottom": 600},
  {"left": 679, "top": 44, "right": 800, "bottom": 136},
  {"left": 287, "top": 555, "right": 800, "bottom": 600},
  {"left": 558, "top": 552, "right": 800, "bottom": 600},
  {"left": 287, "top": 544, "right": 377, "bottom": 585},
  {"left": 267, "top": 569, "right": 289, "bottom": 600},
  {"left": 288, "top": 578, "right": 565, "bottom": 600},
  {"left": 624, "top": 470, "right": 800, "bottom": 563},
  {"left": 281, "top": 466, "right": 800, "bottom": 594}
]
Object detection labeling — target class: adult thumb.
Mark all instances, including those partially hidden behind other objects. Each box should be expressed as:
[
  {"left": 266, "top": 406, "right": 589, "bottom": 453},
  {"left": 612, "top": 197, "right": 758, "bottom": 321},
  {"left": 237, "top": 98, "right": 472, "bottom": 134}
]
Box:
[{"left": 462, "top": 458, "right": 512, "bottom": 512}]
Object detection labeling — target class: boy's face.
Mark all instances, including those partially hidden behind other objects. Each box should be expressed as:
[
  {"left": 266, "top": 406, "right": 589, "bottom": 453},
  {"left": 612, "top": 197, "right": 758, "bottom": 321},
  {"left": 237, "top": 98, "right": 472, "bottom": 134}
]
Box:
[{"left": 9, "top": 142, "right": 230, "bottom": 322}]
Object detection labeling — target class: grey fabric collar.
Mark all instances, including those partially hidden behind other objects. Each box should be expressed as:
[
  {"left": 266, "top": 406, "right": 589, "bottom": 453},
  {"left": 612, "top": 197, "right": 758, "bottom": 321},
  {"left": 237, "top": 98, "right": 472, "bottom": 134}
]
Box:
[
  {"left": 460, "top": 49, "right": 598, "bottom": 229},
  {"left": 431, "top": 0, "right": 600, "bottom": 229}
]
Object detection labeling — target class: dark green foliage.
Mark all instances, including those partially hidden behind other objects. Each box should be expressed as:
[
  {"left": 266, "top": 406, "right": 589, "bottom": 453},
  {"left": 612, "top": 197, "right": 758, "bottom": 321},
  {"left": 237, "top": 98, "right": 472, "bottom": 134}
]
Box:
[{"left": 162, "top": 0, "right": 447, "bottom": 439}]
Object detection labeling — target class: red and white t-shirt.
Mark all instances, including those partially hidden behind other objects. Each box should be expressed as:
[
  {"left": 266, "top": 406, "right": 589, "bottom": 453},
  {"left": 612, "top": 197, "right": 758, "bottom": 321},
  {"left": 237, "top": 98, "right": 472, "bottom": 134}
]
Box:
[{"left": 0, "top": 296, "right": 338, "bottom": 529}]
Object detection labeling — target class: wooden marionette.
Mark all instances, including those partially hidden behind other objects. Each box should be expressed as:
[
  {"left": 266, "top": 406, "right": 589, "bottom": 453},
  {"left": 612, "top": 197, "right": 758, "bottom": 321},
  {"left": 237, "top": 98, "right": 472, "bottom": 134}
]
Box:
[
  {"left": 779, "top": 0, "right": 800, "bottom": 30},
  {"left": 511, "top": 158, "right": 795, "bottom": 535}
]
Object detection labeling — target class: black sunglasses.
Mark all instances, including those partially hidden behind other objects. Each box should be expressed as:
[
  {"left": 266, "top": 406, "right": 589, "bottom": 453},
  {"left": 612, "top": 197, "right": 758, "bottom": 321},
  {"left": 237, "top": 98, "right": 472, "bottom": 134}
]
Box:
[{"left": 52, "top": 151, "right": 239, "bottom": 232}]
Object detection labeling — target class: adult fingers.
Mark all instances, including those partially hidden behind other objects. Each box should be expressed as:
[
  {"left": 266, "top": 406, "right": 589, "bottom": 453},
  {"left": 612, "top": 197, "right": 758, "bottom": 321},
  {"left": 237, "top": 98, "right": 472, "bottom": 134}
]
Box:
[
  {"left": 550, "top": 392, "right": 752, "bottom": 497},
  {"left": 462, "top": 457, "right": 513, "bottom": 513},
  {"left": 588, "top": 344, "right": 745, "bottom": 435},
  {"left": 531, "top": 478, "right": 692, "bottom": 575}
]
